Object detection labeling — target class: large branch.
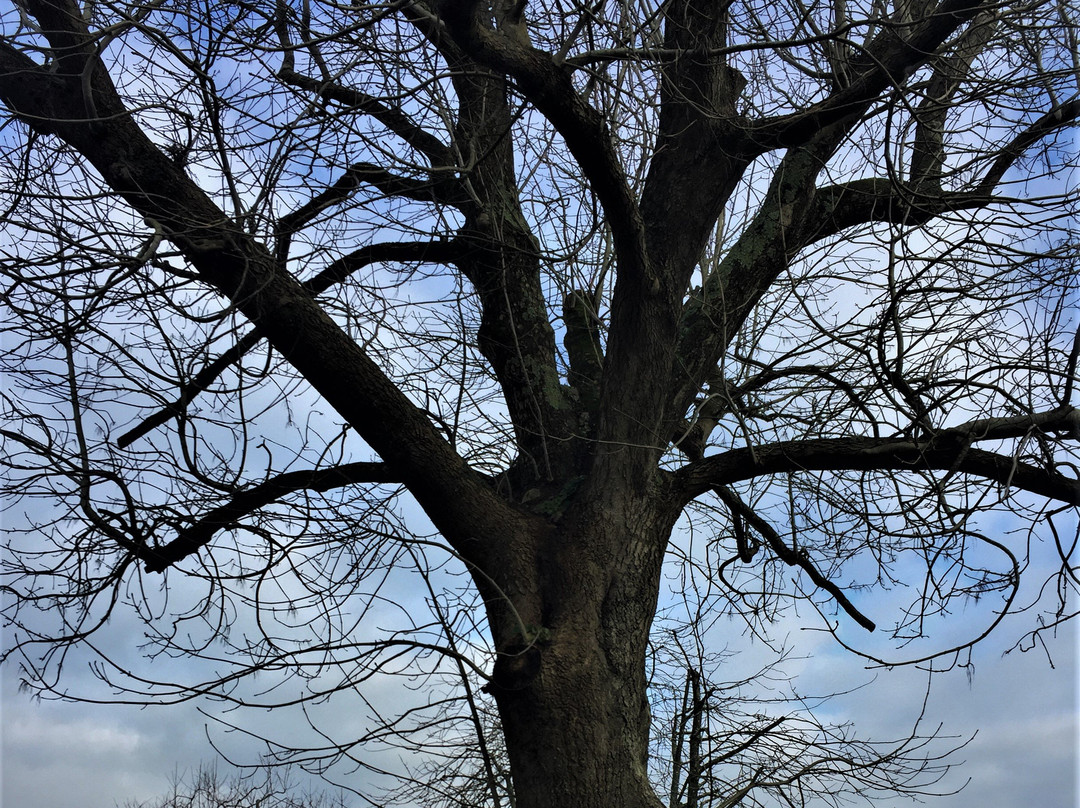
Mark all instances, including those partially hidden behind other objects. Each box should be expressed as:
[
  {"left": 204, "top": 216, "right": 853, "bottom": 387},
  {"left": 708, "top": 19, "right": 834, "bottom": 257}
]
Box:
[
  {"left": 908, "top": 10, "right": 998, "bottom": 187},
  {"left": 672, "top": 6, "right": 1007, "bottom": 422},
  {"left": 142, "top": 462, "right": 402, "bottom": 573},
  {"left": 346, "top": 3, "right": 577, "bottom": 471},
  {"left": 278, "top": 162, "right": 468, "bottom": 241},
  {"left": 439, "top": 2, "right": 696, "bottom": 487},
  {"left": 805, "top": 96, "right": 1080, "bottom": 241},
  {"left": 673, "top": 91, "right": 1078, "bottom": 431},
  {"left": 807, "top": 177, "right": 988, "bottom": 239},
  {"left": 673, "top": 407, "right": 1080, "bottom": 507},
  {"left": 671, "top": 122, "right": 856, "bottom": 425},
  {"left": 749, "top": 0, "right": 992, "bottom": 150},
  {"left": 639, "top": 0, "right": 750, "bottom": 278},
  {"left": 653, "top": 0, "right": 994, "bottom": 458},
  {"left": 0, "top": 0, "right": 533, "bottom": 566},
  {"left": 437, "top": 1, "right": 650, "bottom": 290},
  {"left": 669, "top": 0, "right": 997, "bottom": 422}
]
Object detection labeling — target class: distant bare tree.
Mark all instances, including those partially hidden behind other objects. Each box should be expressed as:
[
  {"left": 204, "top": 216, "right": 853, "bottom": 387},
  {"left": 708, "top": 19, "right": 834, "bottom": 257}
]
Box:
[{"left": 124, "top": 764, "right": 350, "bottom": 808}]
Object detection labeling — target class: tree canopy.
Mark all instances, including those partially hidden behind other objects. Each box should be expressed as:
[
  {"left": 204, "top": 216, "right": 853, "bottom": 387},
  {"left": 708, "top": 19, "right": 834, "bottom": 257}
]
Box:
[{"left": 1, "top": 1, "right": 1077, "bottom": 806}]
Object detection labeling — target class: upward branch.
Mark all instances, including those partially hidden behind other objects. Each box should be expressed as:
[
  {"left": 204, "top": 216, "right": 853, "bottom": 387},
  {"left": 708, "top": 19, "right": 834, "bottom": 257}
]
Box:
[
  {"left": 437, "top": 1, "right": 686, "bottom": 487},
  {"left": 749, "top": 0, "right": 994, "bottom": 149},
  {"left": 143, "top": 462, "right": 402, "bottom": 573},
  {"left": 116, "top": 240, "right": 465, "bottom": 448},
  {"left": 672, "top": 3, "right": 1075, "bottom": 433},
  {"left": 437, "top": 1, "right": 649, "bottom": 287}
]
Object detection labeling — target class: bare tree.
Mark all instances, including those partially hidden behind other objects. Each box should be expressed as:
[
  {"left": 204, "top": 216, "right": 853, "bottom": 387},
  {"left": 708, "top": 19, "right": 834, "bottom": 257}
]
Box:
[
  {"left": 647, "top": 632, "right": 961, "bottom": 808},
  {"left": 1, "top": 1, "right": 1077, "bottom": 807},
  {"left": 124, "top": 763, "right": 351, "bottom": 808}
]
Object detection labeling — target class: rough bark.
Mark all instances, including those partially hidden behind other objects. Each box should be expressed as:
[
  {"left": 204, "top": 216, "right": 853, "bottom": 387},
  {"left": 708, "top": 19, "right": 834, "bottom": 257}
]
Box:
[{"left": 487, "top": 488, "right": 678, "bottom": 808}]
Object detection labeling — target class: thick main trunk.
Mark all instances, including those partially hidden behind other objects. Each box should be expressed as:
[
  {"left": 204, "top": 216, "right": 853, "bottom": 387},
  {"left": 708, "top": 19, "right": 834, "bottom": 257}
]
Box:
[
  {"left": 496, "top": 635, "right": 663, "bottom": 808},
  {"left": 484, "top": 489, "right": 676, "bottom": 808}
]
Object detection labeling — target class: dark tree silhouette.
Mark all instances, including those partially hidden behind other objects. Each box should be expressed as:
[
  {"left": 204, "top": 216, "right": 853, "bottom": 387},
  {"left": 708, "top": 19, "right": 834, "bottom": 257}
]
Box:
[{"left": 1, "top": 1, "right": 1077, "bottom": 806}]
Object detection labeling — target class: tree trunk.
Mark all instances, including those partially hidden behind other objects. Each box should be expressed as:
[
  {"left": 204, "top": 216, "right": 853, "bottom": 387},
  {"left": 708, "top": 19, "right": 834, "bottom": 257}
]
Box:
[
  {"left": 496, "top": 637, "right": 663, "bottom": 808},
  {"left": 484, "top": 488, "right": 675, "bottom": 808}
]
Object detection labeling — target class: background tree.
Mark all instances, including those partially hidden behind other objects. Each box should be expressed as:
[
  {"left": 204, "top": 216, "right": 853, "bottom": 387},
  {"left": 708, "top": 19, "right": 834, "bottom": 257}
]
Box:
[
  {"left": 124, "top": 764, "right": 351, "bottom": 808},
  {"left": 1, "top": 1, "right": 1077, "bottom": 807}
]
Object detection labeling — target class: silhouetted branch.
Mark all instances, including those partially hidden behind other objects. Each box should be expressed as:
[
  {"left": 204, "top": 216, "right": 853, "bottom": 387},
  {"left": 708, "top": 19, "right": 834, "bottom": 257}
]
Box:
[
  {"left": 678, "top": 407, "right": 1080, "bottom": 507},
  {"left": 144, "top": 462, "right": 401, "bottom": 572},
  {"left": 714, "top": 485, "right": 877, "bottom": 631}
]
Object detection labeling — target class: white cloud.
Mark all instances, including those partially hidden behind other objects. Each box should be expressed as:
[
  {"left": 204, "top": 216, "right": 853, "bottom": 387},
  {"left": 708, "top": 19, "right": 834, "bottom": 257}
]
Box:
[
  {"left": 1, "top": 691, "right": 215, "bottom": 808},
  {"left": 6, "top": 712, "right": 142, "bottom": 757}
]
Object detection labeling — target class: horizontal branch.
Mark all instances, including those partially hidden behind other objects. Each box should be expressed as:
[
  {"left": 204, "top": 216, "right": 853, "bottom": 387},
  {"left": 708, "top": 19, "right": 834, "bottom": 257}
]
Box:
[
  {"left": 287, "top": 162, "right": 467, "bottom": 218},
  {"left": 675, "top": 407, "right": 1080, "bottom": 506},
  {"left": 143, "top": 462, "right": 402, "bottom": 573},
  {"left": 277, "top": 165, "right": 465, "bottom": 245},
  {"left": 936, "top": 407, "right": 1080, "bottom": 443},
  {"left": 300, "top": 238, "right": 463, "bottom": 296},
  {"left": 806, "top": 178, "right": 990, "bottom": 240}
]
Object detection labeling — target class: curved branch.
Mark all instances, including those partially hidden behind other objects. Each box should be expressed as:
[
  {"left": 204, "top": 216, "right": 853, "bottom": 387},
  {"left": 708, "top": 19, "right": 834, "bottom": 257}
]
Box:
[
  {"left": 749, "top": 0, "right": 991, "bottom": 150},
  {"left": 714, "top": 486, "right": 877, "bottom": 632},
  {"left": 437, "top": 1, "right": 650, "bottom": 288},
  {"left": 300, "top": 238, "right": 464, "bottom": 296},
  {"left": 143, "top": 462, "right": 402, "bottom": 573},
  {"left": 1, "top": 0, "right": 529, "bottom": 562},
  {"left": 808, "top": 98, "right": 1080, "bottom": 241},
  {"left": 278, "top": 69, "right": 453, "bottom": 166},
  {"left": 281, "top": 163, "right": 467, "bottom": 226},
  {"left": 976, "top": 97, "right": 1080, "bottom": 193},
  {"left": 117, "top": 240, "right": 464, "bottom": 448}
]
